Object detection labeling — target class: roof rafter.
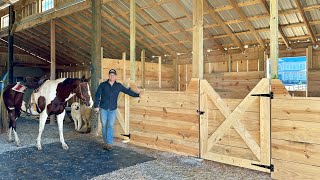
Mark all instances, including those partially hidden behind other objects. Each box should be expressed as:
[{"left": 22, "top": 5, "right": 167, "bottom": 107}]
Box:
[
  {"left": 294, "top": 0, "right": 316, "bottom": 44},
  {"left": 228, "top": 0, "right": 265, "bottom": 48},
  {"left": 205, "top": 0, "right": 245, "bottom": 52}
]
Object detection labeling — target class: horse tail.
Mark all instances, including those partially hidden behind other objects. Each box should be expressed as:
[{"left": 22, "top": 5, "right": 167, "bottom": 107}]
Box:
[{"left": 0, "top": 89, "right": 8, "bottom": 134}]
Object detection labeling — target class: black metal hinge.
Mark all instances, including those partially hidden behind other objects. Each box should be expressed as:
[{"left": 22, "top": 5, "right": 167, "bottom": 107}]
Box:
[
  {"left": 252, "top": 163, "right": 274, "bottom": 172},
  {"left": 121, "top": 134, "right": 131, "bottom": 139},
  {"left": 251, "top": 92, "right": 274, "bottom": 99},
  {"left": 197, "top": 110, "right": 205, "bottom": 115}
]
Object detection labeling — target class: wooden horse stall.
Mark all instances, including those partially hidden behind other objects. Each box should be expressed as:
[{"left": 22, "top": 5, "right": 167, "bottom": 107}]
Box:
[
  {"left": 57, "top": 70, "right": 90, "bottom": 106},
  {"left": 271, "top": 80, "right": 320, "bottom": 179},
  {"left": 101, "top": 58, "right": 175, "bottom": 90}
]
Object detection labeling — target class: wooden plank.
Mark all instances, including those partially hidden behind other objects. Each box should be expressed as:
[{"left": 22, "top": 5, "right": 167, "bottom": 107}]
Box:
[
  {"left": 131, "top": 131, "right": 198, "bottom": 157},
  {"left": 122, "top": 52, "right": 126, "bottom": 82},
  {"left": 203, "top": 152, "right": 270, "bottom": 173},
  {"left": 272, "top": 159, "right": 319, "bottom": 179},
  {"left": 200, "top": 85, "right": 208, "bottom": 157},
  {"left": 260, "top": 96, "right": 271, "bottom": 165},
  {"left": 272, "top": 119, "right": 320, "bottom": 144},
  {"left": 49, "top": 19, "right": 56, "bottom": 125},
  {"left": 270, "top": 0, "right": 279, "bottom": 78},
  {"left": 209, "top": 144, "right": 259, "bottom": 162},
  {"left": 272, "top": 139, "right": 320, "bottom": 167},
  {"left": 192, "top": 0, "right": 204, "bottom": 79}
]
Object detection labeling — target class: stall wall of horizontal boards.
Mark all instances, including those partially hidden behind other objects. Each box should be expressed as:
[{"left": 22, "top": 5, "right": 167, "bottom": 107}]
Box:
[
  {"left": 177, "top": 47, "right": 266, "bottom": 98},
  {"left": 271, "top": 82, "right": 320, "bottom": 179},
  {"left": 101, "top": 58, "right": 175, "bottom": 90}
]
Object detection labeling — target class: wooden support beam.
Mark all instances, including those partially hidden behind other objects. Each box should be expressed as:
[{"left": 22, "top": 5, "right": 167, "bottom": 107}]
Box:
[
  {"left": 270, "top": 0, "right": 279, "bottom": 79},
  {"left": 229, "top": 0, "right": 265, "bottom": 48},
  {"left": 122, "top": 52, "right": 126, "bottom": 82},
  {"left": 158, "top": 56, "right": 162, "bottom": 88},
  {"left": 192, "top": 0, "right": 204, "bottom": 79},
  {"left": 141, "top": 50, "right": 145, "bottom": 88},
  {"left": 50, "top": 19, "right": 56, "bottom": 125},
  {"left": 259, "top": 0, "right": 290, "bottom": 48},
  {"left": 204, "top": 1, "right": 245, "bottom": 52},
  {"left": 130, "top": 0, "right": 136, "bottom": 81},
  {"left": 91, "top": 0, "right": 102, "bottom": 135},
  {"left": 306, "top": 46, "right": 312, "bottom": 97},
  {"left": 295, "top": 0, "right": 317, "bottom": 44},
  {"left": 7, "top": 5, "right": 14, "bottom": 84},
  {"left": 15, "top": 1, "right": 90, "bottom": 32}
]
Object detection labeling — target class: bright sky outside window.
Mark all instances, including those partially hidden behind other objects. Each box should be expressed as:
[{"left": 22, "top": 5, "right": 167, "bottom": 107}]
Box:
[
  {"left": 42, "top": 0, "right": 54, "bottom": 12},
  {"left": 1, "top": 14, "right": 9, "bottom": 28}
]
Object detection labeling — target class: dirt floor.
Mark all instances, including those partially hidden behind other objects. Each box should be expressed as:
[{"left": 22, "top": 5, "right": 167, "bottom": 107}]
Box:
[{"left": 0, "top": 116, "right": 271, "bottom": 180}]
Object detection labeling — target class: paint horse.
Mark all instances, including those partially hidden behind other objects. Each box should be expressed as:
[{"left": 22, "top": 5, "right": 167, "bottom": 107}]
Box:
[{"left": 1, "top": 76, "right": 93, "bottom": 150}]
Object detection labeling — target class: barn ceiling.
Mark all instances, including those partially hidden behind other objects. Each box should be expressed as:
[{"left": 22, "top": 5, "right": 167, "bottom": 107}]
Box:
[{"left": 0, "top": 0, "right": 319, "bottom": 66}]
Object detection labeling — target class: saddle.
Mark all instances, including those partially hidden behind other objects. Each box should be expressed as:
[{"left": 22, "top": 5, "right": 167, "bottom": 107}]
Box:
[{"left": 11, "top": 75, "right": 49, "bottom": 114}]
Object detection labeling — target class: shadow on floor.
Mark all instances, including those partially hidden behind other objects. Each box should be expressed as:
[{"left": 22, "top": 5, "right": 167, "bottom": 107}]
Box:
[{"left": 0, "top": 139, "right": 155, "bottom": 179}]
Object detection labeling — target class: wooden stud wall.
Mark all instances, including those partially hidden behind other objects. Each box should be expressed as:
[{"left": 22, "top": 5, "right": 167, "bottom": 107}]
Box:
[
  {"left": 308, "top": 48, "right": 320, "bottom": 97},
  {"left": 101, "top": 58, "right": 175, "bottom": 90}
]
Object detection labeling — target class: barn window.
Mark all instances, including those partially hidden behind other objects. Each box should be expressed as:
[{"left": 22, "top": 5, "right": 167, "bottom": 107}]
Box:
[
  {"left": 42, "top": 0, "right": 54, "bottom": 12},
  {"left": 1, "top": 14, "right": 9, "bottom": 28}
]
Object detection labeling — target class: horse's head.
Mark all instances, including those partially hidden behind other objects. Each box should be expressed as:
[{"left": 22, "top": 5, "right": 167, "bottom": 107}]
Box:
[{"left": 75, "top": 76, "right": 93, "bottom": 107}]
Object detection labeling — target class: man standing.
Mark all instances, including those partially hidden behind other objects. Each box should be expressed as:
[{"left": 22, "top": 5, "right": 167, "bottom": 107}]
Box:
[{"left": 94, "top": 69, "right": 141, "bottom": 150}]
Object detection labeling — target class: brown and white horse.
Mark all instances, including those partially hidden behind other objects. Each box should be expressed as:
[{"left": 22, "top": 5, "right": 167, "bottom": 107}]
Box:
[{"left": 1, "top": 76, "right": 93, "bottom": 150}]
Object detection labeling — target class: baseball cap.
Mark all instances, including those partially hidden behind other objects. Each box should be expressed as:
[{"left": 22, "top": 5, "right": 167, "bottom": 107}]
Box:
[{"left": 109, "top": 69, "right": 117, "bottom": 75}]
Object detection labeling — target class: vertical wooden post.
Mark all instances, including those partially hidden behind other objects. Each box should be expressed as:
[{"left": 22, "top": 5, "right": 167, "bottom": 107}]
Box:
[
  {"left": 8, "top": 5, "right": 14, "bottom": 84},
  {"left": 199, "top": 81, "right": 208, "bottom": 158},
  {"left": 141, "top": 50, "right": 145, "bottom": 88},
  {"left": 306, "top": 46, "right": 312, "bottom": 97},
  {"left": 173, "top": 59, "right": 178, "bottom": 91},
  {"left": 236, "top": 61, "right": 239, "bottom": 72},
  {"left": 258, "top": 47, "right": 265, "bottom": 71},
  {"left": 38, "top": 0, "right": 42, "bottom": 13},
  {"left": 130, "top": 0, "right": 136, "bottom": 81},
  {"left": 50, "top": 19, "right": 56, "bottom": 124},
  {"left": 228, "top": 55, "right": 232, "bottom": 72},
  {"left": 91, "top": 0, "right": 102, "bottom": 135},
  {"left": 124, "top": 84, "right": 130, "bottom": 142},
  {"left": 158, "top": 56, "right": 162, "bottom": 88},
  {"left": 122, "top": 52, "right": 126, "bottom": 82},
  {"left": 246, "top": 60, "right": 249, "bottom": 72},
  {"left": 270, "top": 0, "right": 279, "bottom": 79},
  {"left": 192, "top": 0, "right": 204, "bottom": 79},
  {"left": 178, "top": 64, "right": 181, "bottom": 91},
  {"left": 260, "top": 85, "right": 271, "bottom": 166}
]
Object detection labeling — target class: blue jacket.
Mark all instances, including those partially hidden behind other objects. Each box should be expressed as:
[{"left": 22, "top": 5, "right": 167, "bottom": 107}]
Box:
[{"left": 94, "top": 80, "right": 139, "bottom": 110}]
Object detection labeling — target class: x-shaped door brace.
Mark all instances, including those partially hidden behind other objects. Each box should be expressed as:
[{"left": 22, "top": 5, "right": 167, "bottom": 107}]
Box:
[{"left": 201, "top": 78, "right": 270, "bottom": 160}]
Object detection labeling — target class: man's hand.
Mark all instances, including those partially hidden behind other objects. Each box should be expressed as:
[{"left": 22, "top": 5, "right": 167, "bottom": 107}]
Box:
[
  {"left": 139, "top": 91, "right": 144, "bottom": 97},
  {"left": 94, "top": 108, "right": 99, "bottom": 113}
]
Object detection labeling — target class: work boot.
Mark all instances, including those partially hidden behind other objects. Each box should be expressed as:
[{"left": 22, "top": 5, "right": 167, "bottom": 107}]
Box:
[{"left": 103, "top": 144, "right": 113, "bottom": 151}]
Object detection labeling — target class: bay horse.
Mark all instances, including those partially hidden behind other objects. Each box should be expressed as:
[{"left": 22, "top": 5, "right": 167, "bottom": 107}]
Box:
[{"left": 1, "top": 76, "right": 93, "bottom": 150}]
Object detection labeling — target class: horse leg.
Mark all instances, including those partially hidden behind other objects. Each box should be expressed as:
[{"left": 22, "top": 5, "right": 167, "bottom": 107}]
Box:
[
  {"left": 57, "top": 110, "right": 68, "bottom": 150},
  {"left": 36, "top": 112, "right": 48, "bottom": 150},
  {"left": 7, "top": 110, "right": 14, "bottom": 142},
  {"left": 13, "top": 108, "right": 21, "bottom": 146}
]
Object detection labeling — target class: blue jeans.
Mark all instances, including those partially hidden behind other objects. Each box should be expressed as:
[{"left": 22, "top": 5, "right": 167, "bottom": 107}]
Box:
[{"left": 100, "top": 108, "right": 117, "bottom": 145}]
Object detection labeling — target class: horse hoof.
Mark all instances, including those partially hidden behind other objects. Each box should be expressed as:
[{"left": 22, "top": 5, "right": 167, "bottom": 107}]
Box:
[
  {"left": 16, "top": 142, "right": 21, "bottom": 147},
  {"left": 62, "top": 144, "right": 69, "bottom": 150},
  {"left": 37, "top": 145, "right": 42, "bottom": 150}
]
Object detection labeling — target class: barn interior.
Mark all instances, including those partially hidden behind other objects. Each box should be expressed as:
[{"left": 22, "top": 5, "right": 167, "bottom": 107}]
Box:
[{"left": 0, "top": 0, "right": 320, "bottom": 179}]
